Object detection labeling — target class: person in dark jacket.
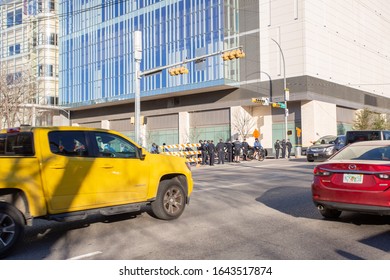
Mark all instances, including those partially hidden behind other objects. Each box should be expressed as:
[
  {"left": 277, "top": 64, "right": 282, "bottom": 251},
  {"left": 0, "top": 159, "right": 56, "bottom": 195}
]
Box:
[
  {"left": 216, "top": 139, "right": 226, "bottom": 164},
  {"left": 207, "top": 140, "right": 216, "bottom": 166},
  {"left": 274, "top": 140, "right": 280, "bottom": 159},
  {"left": 233, "top": 138, "right": 241, "bottom": 163},
  {"left": 281, "top": 139, "right": 286, "bottom": 158},
  {"left": 242, "top": 138, "right": 249, "bottom": 161},
  {"left": 198, "top": 140, "right": 207, "bottom": 165},
  {"left": 225, "top": 140, "right": 233, "bottom": 162},
  {"left": 286, "top": 139, "right": 293, "bottom": 158}
]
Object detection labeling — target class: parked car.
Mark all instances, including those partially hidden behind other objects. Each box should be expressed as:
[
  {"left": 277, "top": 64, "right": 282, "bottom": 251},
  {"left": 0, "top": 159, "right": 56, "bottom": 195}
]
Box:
[
  {"left": 334, "top": 135, "right": 346, "bottom": 151},
  {"left": 311, "top": 140, "right": 390, "bottom": 219},
  {"left": 306, "top": 135, "right": 338, "bottom": 162},
  {"left": 345, "top": 130, "right": 390, "bottom": 145}
]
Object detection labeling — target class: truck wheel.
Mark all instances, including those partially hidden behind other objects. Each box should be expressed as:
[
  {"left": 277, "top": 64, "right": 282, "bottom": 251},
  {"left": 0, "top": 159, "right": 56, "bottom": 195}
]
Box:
[
  {"left": 151, "top": 179, "right": 186, "bottom": 220},
  {"left": 0, "top": 202, "right": 25, "bottom": 258}
]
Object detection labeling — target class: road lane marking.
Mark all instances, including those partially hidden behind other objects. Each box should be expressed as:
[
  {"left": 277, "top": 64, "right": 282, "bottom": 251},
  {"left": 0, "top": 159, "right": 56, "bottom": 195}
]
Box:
[{"left": 67, "top": 251, "right": 102, "bottom": 260}]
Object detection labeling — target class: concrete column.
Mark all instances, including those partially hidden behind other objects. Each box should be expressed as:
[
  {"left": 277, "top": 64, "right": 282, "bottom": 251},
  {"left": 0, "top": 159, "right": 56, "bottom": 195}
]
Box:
[
  {"left": 301, "top": 100, "right": 337, "bottom": 146},
  {"left": 178, "top": 111, "right": 190, "bottom": 144}
]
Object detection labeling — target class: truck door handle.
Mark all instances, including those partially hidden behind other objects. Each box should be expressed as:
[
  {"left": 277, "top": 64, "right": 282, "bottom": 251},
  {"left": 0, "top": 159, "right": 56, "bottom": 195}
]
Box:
[
  {"left": 50, "top": 164, "right": 65, "bottom": 169},
  {"left": 101, "top": 164, "right": 113, "bottom": 169}
]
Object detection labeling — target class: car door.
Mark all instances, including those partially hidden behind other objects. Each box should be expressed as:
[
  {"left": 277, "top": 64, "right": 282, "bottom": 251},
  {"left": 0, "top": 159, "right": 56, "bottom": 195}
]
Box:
[
  {"left": 42, "top": 130, "right": 98, "bottom": 213},
  {"left": 89, "top": 131, "right": 150, "bottom": 206}
]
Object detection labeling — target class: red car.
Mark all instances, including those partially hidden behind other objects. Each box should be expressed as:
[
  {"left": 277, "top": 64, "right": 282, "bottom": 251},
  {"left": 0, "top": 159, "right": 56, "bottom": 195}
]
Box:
[{"left": 312, "top": 140, "right": 390, "bottom": 219}]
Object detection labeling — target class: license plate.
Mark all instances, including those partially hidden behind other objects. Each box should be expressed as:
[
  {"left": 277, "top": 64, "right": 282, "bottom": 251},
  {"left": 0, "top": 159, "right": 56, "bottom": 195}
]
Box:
[
  {"left": 343, "top": 174, "right": 363, "bottom": 184},
  {"left": 314, "top": 153, "right": 318, "bottom": 156}
]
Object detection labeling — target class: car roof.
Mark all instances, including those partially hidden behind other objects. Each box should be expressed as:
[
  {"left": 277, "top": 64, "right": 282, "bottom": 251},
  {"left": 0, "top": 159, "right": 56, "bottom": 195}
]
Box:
[{"left": 349, "top": 140, "right": 390, "bottom": 146}]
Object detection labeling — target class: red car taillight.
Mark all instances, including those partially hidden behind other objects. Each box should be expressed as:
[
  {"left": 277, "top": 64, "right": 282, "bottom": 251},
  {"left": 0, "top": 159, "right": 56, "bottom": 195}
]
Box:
[
  {"left": 376, "top": 173, "right": 390, "bottom": 179},
  {"left": 313, "top": 166, "right": 332, "bottom": 176}
]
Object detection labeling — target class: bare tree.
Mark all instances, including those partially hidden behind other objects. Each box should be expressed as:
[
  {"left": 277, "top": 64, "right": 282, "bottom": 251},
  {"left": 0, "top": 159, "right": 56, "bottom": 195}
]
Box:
[
  {"left": 231, "top": 107, "right": 257, "bottom": 139},
  {"left": 0, "top": 69, "right": 36, "bottom": 129}
]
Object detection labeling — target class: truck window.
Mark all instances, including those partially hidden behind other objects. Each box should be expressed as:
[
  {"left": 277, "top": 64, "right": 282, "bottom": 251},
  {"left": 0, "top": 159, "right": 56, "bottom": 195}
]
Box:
[
  {"left": 48, "top": 131, "right": 88, "bottom": 157},
  {"left": 0, "top": 135, "right": 5, "bottom": 154},
  {"left": 0, "top": 132, "right": 34, "bottom": 156},
  {"left": 94, "top": 132, "right": 137, "bottom": 158}
]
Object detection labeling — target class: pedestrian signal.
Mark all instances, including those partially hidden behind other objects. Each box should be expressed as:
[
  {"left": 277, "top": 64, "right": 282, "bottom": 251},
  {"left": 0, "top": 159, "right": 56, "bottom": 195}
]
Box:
[
  {"left": 296, "top": 127, "right": 302, "bottom": 137},
  {"left": 169, "top": 67, "right": 189, "bottom": 76},
  {"left": 222, "top": 49, "right": 246, "bottom": 61}
]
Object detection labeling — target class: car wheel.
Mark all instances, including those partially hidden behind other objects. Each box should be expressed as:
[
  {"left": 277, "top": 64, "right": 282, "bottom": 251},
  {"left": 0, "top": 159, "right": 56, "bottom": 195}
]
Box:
[
  {"left": 151, "top": 179, "right": 186, "bottom": 220},
  {"left": 307, "top": 158, "right": 314, "bottom": 162},
  {"left": 0, "top": 202, "right": 25, "bottom": 258},
  {"left": 319, "top": 207, "right": 342, "bottom": 219}
]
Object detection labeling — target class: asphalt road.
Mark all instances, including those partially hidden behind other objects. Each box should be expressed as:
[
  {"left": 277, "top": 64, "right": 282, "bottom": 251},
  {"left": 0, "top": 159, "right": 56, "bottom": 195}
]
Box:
[{"left": 6, "top": 158, "right": 390, "bottom": 260}]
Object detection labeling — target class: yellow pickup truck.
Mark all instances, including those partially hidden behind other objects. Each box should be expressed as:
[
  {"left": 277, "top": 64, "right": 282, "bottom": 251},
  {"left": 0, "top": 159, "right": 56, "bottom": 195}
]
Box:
[{"left": 0, "top": 126, "right": 193, "bottom": 258}]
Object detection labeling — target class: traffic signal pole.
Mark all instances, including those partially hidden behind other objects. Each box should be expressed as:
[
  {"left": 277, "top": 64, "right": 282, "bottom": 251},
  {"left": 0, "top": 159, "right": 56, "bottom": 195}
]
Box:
[
  {"left": 271, "top": 39, "right": 288, "bottom": 142},
  {"left": 133, "top": 31, "right": 245, "bottom": 145}
]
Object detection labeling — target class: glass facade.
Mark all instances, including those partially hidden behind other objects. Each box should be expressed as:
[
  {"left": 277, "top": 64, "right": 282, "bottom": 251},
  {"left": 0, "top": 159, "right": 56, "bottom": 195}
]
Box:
[{"left": 59, "top": 0, "right": 241, "bottom": 107}]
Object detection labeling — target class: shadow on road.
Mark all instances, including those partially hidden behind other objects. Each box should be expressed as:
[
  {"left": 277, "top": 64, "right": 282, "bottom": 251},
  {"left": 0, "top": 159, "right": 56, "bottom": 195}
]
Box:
[
  {"left": 6, "top": 208, "right": 146, "bottom": 260},
  {"left": 256, "top": 186, "right": 390, "bottom": 226}
]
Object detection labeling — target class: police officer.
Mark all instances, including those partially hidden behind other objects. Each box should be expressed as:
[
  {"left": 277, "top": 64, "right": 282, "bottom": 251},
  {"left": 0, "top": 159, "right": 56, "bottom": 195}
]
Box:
[
  {"left": 216, "top": 139, "right": 226, "bottom": 164},
  {"left": 199, "top": 140, "right": 207, "bottom": 165},
  {"left": 233, "top": 138, "right": 241, "bottom": 163},
  {"left": 226, "top": 140, "right": 233, "bottom": 162},
  {"left": 242, "top": 138, "right": 249, "bottom": 161},
  {"left": 207, "top": 140, "right": 216, "bottom": 166},
  {"left": 274, "top": 140, "right": 281, "bottom": 159}
]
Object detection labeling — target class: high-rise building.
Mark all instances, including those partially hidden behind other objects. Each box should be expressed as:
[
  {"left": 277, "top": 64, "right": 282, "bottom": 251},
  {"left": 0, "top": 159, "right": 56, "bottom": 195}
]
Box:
[
  {"left": 0, "top": 0, "right": 59, "bottom": 127},
  {"left": 55, "top": 0, "right": 390, "bottom": 151}
]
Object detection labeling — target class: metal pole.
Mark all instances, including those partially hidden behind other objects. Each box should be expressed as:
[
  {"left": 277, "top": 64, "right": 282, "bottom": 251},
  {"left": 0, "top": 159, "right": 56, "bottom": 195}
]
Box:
[
  {"left": 134, "top": 31, "right": 142, "bottom": 145},
  {"left": 271, "top": 38, "right": 288, "bottom": 142},
  {"left": 260, "top": 71, "right": 273, "bottom": 102}
]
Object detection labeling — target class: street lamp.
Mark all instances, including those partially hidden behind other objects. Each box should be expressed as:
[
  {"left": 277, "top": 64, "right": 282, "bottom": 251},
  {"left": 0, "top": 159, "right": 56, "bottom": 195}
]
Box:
[
  {"left": 271, "top": 39, "right": 288, "bottom": 142},
  {"left": 260, "top": 71, "right": 273, "bottom": 102}
]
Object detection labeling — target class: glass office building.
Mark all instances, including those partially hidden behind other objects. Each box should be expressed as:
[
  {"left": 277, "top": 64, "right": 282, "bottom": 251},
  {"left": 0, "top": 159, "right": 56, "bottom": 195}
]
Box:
[
  {"left": 59, "top": 0, "right": 241, "bottom": 107},
  {"left": 58, "top": 1, "right": 390, "bottom": 152}
]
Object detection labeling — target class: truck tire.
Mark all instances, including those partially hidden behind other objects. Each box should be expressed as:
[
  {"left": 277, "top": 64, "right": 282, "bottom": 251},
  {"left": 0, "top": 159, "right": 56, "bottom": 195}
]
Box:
[
  {"left": 0, "top": 202, "right": 25, "bottom": 258},
  {"left": 151, "top": 179, "right": 186, "bottom": 220}
]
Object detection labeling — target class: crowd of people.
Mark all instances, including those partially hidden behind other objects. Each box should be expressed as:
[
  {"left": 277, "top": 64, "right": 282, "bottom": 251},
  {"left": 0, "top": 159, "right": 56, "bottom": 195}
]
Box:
[
  {"left": 273, "top": 139, "right": 292, "bottom": 159},
  {"left": 149, "top": 138, "right": 293, "bottom": 165},
  {"left": 196, "top": 138, "right": 263, "bottom": 166}
]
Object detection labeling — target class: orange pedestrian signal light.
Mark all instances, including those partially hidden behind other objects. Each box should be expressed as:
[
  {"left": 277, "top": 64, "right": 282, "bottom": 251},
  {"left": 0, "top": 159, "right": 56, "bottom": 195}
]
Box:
[
  {"left": 222, "top": 49, "right": 246, "bottom": 61},
  {"left": 169, "top": 67, "right": 189, "bottom": 76},
  {"left": 296, "top": 127, "right": 302, "bottom": 137}
]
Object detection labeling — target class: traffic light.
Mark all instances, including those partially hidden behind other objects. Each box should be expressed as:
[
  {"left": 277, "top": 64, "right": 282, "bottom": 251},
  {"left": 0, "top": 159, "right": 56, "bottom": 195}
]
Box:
[
  {"left": 271, "top": 102, "right": 286, "bottom": 109},
  {"left": 169, "top": 66, "right": 189, "bottom": 76},
  {"left": 296, "top": 127, "right": 302, "bottom": 137},
  {"left": 251, "top": 97, "right": 269, "bottom": 106},
  {"left": 221, "top": 49, "right": 246, "bottom": 61}
]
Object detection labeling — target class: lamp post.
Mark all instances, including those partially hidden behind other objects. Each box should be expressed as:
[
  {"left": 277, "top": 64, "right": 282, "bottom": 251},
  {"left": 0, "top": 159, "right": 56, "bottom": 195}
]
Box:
[
  {"left": 134, "top": 31, "right": 142, "bottom": 145},
  {"left": 271, "top": 38, "right": 288, "bottom": 142},
  {"left": 260, "top": 71, "right": 273, "bottom": 102}
]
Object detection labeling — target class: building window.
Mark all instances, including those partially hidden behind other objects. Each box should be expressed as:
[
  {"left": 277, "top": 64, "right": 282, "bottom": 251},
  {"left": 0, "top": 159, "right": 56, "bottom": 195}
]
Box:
[
  {"left": 49, "top": 0, "right": 55, "bottom": 12},
  {"left": 7, "top": 9, "right": 23, "bottom": 28},
  {"left": 38, "top": 64, "right": 54, "bottom": 77},
  {"left": 9, "top": 44, "right": 21, "bottom": 56},
  {"left": 7, "top": 12, "right": 13, "bottom": 27},
  {"left": 6, "top": 72, "right": 22, "bottom": 85},
  {"left": 47, "top": 33, "right": 58, "bottom": 45}
]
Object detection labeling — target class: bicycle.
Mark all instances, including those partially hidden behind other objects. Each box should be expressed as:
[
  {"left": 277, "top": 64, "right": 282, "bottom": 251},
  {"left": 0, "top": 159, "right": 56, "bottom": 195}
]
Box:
[{"left": 252, "top": 147, "right": 265, "bottom": 161}]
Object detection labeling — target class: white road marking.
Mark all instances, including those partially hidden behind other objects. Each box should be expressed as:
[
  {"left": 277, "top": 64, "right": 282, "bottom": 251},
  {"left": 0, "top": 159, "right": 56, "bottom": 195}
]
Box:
[{"left": 67, "top": 251, "right": 102, "bottom": 260}]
